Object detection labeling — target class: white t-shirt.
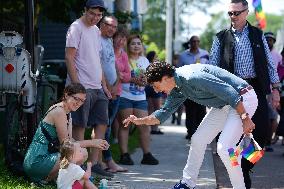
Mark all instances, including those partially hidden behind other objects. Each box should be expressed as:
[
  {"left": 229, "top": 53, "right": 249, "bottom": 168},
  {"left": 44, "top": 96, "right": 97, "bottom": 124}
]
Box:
[
  {"left": 65, "top": 18, "right": 102, "bottom": 89},
  {"left": 121, "top": 56, "right": 149, "bottom": 101},
  {"left": 57, "top": 163, "right": 85, "bottom": 189}
]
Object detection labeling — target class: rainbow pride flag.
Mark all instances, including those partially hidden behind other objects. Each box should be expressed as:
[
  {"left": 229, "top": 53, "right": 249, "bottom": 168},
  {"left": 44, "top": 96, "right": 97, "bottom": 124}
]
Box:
[
  {"left": 228, "top": 148, "right": 239, "bottom": 166},
  {"left": 241, "top": 143, "right": 265, "bottom": 164},
  {"left": 253, "top": 0, "right": 266, "bottom": 29},
  {"left": 228, "top": 134, "right": 264, "bottom": 166}
]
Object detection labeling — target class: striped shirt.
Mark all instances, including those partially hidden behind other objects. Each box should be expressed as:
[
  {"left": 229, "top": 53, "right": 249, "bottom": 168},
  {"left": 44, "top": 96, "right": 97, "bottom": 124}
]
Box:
[{"left": 209, "top": 24, "right": 279, "bottom": 84}]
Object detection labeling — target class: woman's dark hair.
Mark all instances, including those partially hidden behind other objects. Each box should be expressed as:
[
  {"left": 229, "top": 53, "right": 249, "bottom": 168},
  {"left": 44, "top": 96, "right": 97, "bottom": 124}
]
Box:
[
  {"left": 113, "top": 25, "right": 128, "bottom": 39},
  {"left": 62, "top": 83, "right": 86, "bottom": 100},
  {"left": 145, "top": 61, "right": 175, "bottom": 84},
  {"left": 146, "top": 51, "right": 157, "bottom": 63}
]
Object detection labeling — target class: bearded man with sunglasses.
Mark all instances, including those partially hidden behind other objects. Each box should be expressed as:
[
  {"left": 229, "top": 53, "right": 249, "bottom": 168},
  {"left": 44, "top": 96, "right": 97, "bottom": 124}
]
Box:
[{"left": 209, "top": 0, "right": 280, "bottom": 188}]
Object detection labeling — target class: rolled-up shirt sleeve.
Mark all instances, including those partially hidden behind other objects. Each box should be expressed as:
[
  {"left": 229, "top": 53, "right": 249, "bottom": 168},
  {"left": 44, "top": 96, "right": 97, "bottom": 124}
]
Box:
[
  {"left": 208, "top": 37, "right": 221, "bottom": 66},
  {"left": 153, "top": 90, "right": 187, "bottom": 124},
  {"left": 262, "top": 35, "right": 280, "bottom": 84}
]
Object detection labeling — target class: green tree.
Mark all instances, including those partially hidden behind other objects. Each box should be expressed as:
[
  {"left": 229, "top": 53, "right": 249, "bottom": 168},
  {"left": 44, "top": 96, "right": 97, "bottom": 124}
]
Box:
[
  {"left": 143, "top": 0, "right": 218, "bottom": 58},
  {"left": 200, "top": 12, "right": 228, "bottom": 51},
  {"left": 247, "top": 13, "right": 284, "bottom": 34}
]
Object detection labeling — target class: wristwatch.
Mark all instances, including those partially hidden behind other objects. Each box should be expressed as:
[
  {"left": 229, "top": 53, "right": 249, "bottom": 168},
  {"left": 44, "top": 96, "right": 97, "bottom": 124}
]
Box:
[{"left": 240, "top": 112, "right": 249, "bottom": 120}]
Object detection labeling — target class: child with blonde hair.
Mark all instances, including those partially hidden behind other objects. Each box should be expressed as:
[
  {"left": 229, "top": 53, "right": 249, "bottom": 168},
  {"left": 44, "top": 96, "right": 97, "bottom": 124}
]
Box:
[{"left": 57, "top": 140, "right": 97, "bottom": 189}]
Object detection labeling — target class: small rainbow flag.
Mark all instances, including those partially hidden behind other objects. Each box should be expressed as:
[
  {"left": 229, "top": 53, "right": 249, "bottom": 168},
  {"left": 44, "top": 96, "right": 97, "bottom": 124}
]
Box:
[
  {"left": 228, "top": 148, "right": 239, "bottom": 166},
  {"left": 252, "top": 0, "right": 266, "bottom": 29},
  {"left": 228, "top": 134, "right": 264, "bottom": 166},
  {"left": 241, "top": 143, "right": 264, "bottom": 164}
]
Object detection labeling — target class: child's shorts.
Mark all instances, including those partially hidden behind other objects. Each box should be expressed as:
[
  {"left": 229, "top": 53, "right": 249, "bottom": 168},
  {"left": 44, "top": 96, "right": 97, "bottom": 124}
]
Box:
[{"left": 72, "top": 180, "right": 83, "bottom": 189}]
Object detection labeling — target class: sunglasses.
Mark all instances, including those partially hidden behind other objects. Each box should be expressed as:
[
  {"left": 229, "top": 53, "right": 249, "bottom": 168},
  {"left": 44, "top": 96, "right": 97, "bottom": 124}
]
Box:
[{"left": 228, "top": 8, "right": 247, "bottom": 17}]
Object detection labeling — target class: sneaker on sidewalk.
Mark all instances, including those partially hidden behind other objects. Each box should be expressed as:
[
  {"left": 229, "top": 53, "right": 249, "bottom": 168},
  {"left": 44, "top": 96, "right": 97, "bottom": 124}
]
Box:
[
  {"left": 141, "top": 152, "right": 159, "bottom": 165},
  {"left": 172, "top": 181, "right": 194, "bottom": 189},
  {"left": 119, "top": 153, "right": 134, "bottom": 165},
  {"left": 91, "top": 163, "right": 114, "bottom": 178}
]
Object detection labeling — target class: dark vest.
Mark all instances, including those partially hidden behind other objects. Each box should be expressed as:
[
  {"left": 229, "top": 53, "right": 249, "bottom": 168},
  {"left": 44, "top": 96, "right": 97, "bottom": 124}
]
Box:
[{"left": 216, "top": 23, "right": 270, "bottom": 94}]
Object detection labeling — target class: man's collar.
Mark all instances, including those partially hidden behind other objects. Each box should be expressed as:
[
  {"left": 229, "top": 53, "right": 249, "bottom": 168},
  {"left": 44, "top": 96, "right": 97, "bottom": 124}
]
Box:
[
  {"left": 174, "top": 73, "right": 182, "bottom": 88},
  {"left": 187, "top": 48, "right": 200, "bottom": 54},
  {"left": 231, "top": 22, "right": 248, "bottom": 34}
]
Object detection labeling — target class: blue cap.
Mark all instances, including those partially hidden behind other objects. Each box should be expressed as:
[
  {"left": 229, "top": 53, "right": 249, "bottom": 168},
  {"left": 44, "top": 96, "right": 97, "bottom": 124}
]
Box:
[{"left": 86, "top": 0, "right": 106, "bottom": 11}]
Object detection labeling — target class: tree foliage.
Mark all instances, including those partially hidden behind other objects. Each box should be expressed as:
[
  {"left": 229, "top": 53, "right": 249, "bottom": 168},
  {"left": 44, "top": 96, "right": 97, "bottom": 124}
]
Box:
[
  {"left": 247, "top": 13, "right": 284, "bottom": 34},
  {"left": 143, "top": 0, "right": 218, "bottom": 59}
]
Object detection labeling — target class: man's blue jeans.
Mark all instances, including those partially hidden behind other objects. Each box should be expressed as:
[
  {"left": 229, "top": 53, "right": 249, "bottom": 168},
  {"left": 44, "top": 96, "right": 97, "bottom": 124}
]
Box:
[{"left": 103, "top": 96, "right": 120, "bottom": 161}]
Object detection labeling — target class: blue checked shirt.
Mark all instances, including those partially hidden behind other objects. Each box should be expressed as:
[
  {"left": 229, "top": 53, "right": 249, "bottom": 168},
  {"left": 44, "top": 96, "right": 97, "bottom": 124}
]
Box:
[{"left": 209, "top": 24, "right": 279, "bottom": 84}]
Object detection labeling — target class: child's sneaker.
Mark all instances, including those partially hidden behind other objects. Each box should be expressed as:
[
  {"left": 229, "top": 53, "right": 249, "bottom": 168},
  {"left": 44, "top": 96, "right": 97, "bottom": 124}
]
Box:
[{"left": 172, "top": 181, "right": 194, "bottom": 189}]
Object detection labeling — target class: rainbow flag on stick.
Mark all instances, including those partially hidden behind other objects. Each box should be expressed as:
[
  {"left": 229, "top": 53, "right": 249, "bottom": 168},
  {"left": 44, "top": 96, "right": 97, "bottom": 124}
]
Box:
[
  {"left": 253, "top": 0, "right": 266, "bottom": 29},
  {"left": 228, "top": 134, "right": 264, "bottom": 166},
  {"left": 241, "top": 141, "right": 264, "bottom": 164}
]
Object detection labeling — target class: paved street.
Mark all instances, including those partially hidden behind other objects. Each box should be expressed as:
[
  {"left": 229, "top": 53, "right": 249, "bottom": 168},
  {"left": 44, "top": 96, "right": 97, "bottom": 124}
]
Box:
[
  {"left": 110, "top": 119, "right": 216, "bottom": 189},
  {"left": 108, "top": 117, "right": 284, "bottom": 189},
  {"left": 214, "top": 137, "right": 284, "bottom": 189}
]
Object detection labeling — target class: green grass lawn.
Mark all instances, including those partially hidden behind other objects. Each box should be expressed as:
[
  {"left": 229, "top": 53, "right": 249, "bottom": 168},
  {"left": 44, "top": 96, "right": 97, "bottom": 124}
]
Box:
[{"left": 0, "top": 128, "right": 139, "bottom": 188}]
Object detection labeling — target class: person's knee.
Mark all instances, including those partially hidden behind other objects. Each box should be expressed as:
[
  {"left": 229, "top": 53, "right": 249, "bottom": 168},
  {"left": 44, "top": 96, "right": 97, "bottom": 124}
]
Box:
[
  {"left": 216, "top": 141, "right": 229, "bottom": 158},
  {"left": 191, "top": 132, "right": 203, "bottom": 145}
]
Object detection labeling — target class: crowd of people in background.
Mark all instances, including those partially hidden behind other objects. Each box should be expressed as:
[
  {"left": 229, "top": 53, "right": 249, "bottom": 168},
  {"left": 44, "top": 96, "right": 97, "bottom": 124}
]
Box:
[{"left": 22, "top": 0, "right": 284, "bottom": 188}]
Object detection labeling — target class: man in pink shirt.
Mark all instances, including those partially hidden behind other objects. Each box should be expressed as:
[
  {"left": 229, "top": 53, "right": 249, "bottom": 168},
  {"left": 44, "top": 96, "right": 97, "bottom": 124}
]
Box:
[{"left": 65, "top": 0, "right": 112, "bottom": 178}]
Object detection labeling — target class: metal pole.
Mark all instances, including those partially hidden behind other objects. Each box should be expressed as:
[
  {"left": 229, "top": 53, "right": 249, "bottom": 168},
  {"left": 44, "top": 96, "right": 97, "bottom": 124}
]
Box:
[
  {"left": 24, "top": 0, "right": 35, "bottom": 72},
  {"left": 166, "top": 0, "right": 173, "bottom": 64},
  {"left": 24, "top": 0, "right": 35, "bottom": 145}
]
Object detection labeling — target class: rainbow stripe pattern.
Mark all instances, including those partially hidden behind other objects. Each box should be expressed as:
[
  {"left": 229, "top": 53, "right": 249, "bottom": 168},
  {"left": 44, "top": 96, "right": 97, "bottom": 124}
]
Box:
[
  {"left": 228, "top": 148, "right": 239, "bottom": 166},
  {"left": 252, "top": 0, "right": 266, "bottom": 29},
  {"left": 241, "top": 143, "right": 265, "bottom": 164},
  {"left": 228, "top": 135, "right": 264, "bottom": 166}
]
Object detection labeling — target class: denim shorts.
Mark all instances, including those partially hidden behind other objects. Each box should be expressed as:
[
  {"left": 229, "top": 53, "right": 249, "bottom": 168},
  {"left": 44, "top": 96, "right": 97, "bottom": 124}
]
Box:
[
  {"left": 118, "top": 97, "right": 148, "bottom": 111},
  {"left": 72, "top": 89, "right": 109, "bottom": 128}
]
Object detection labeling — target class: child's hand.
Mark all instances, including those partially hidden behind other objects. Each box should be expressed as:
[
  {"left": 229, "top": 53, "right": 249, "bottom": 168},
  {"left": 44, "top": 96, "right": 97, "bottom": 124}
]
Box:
[
  {"left": 87, "top": 162, "right": 92, "bottom": 169},
  {"left": 83, "top": 162, "right": 92, "bottom": 180},
  {"left": 92, "top": 139, "right": 109, "bottom": 150}
]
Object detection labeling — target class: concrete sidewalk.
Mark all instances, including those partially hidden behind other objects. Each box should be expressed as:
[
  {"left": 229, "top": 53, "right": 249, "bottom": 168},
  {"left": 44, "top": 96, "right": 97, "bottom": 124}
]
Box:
[{"left": 109, "top": 121, "right": 217, "bottom": 189}]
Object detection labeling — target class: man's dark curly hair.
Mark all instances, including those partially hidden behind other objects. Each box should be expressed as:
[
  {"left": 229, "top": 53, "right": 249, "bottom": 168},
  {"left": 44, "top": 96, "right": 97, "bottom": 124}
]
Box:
[{"left": 145, "top": 61, "right": 175, "bottom": 84}]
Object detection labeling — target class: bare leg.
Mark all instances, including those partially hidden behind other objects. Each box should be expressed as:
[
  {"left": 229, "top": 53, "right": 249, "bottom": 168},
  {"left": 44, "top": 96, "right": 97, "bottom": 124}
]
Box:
[
  {"left": 133, "top": 109, "right": 150, "bottom": 153},
  {"left": 45, "top": 158, "right": 60, "bottom": 182},
  {"left": 79, "top": 179, "right": 97, "bottom": 189},
  {"left": 118, "top": 108, "right": 133, "bottom": 154},
  {"left": 89, "top": 125, "right": 107, "bottom": 164}
]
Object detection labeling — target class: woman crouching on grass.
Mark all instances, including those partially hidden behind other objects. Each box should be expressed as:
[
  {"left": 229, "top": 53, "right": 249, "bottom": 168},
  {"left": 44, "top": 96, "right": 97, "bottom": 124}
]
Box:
[{"left": 23, "top": 83, "right": 109, "bottom": 184}]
